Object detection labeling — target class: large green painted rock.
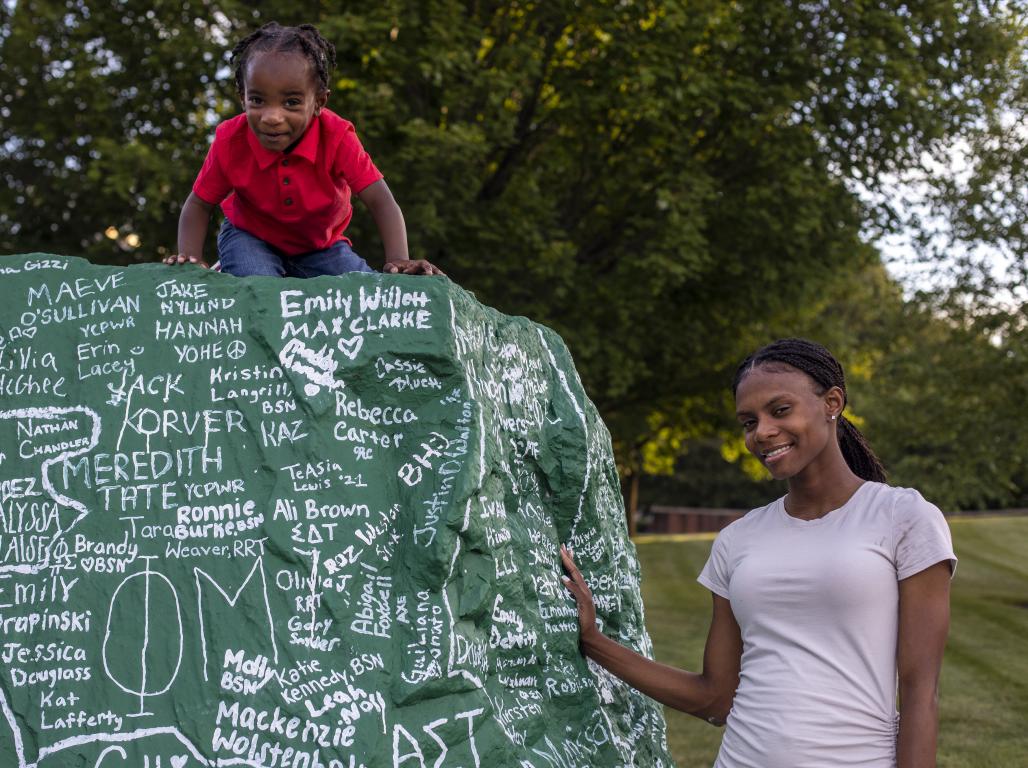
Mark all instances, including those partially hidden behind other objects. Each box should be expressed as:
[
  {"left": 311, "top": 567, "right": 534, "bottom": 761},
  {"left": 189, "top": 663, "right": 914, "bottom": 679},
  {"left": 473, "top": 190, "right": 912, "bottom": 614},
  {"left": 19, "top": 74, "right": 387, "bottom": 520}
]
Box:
[{"left": 0, "top": 254, "right": 672, "bottom": 768}]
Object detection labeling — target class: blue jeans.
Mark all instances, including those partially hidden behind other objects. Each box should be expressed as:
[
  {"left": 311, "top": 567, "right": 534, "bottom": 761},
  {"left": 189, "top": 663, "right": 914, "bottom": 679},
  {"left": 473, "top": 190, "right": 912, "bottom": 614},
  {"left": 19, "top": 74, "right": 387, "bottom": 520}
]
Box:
[{"left": 217, "top": 220, "right": 375, "bottom": 277}]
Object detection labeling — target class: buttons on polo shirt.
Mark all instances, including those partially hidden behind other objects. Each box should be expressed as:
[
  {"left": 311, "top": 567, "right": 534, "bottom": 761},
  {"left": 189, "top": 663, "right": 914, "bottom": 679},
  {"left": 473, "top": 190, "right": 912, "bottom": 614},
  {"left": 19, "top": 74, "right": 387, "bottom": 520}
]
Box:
[
  {"left": 282, "top": 177, "right": 290, "bottom": 185},
  {"left": 284, "top": 197, "right": 293, "bottom": 206},
  {"left": 282, "top": 158, "right": 289, "bottom": 166}
]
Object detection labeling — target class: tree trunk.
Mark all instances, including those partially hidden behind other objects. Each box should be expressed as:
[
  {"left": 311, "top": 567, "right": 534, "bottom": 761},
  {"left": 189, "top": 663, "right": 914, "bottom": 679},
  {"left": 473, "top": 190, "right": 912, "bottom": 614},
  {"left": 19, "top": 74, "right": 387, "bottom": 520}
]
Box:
[{"left": 627, "top": 470, "right": 640, "bottom": 539}]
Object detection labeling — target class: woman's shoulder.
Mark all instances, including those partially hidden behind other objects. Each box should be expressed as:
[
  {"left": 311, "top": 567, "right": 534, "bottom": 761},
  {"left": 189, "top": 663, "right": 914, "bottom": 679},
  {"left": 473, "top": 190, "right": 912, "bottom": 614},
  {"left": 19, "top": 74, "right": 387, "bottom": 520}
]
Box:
[
  {"left": 866, "top": 484, "right": 956, "bottom": 577},
  {"left": 859, "top": 482, "right": 942, "bottom": 518}
]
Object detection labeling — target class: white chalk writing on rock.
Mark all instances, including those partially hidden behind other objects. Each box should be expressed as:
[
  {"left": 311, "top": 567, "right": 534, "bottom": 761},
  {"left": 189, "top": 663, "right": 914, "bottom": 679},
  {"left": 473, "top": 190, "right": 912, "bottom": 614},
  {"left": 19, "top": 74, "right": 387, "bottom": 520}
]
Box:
[{"left": 0, "top": 255, "right": 671, "bottom": 768}]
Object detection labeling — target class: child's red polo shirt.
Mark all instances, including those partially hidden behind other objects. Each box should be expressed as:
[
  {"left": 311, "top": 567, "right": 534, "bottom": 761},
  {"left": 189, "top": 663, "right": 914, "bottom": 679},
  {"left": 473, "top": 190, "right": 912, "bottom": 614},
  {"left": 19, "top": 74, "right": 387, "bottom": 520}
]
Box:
[{"left": 192, "top": 109, "right": 383, "bottom": 256}]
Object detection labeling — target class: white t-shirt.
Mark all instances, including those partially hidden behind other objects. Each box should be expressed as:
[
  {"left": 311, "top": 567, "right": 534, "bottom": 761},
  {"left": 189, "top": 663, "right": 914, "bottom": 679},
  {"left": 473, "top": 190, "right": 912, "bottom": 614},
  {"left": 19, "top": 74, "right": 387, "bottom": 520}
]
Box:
[{"left": 697, "top": 482, "right": 956, "bottom": 768}]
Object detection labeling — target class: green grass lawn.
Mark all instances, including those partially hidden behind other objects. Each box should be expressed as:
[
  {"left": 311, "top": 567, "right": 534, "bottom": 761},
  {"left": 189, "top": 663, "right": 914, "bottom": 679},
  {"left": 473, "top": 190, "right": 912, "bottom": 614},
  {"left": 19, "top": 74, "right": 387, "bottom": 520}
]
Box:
[{"left": 636, "top": 516, "right": 1028, "bottom": 767}]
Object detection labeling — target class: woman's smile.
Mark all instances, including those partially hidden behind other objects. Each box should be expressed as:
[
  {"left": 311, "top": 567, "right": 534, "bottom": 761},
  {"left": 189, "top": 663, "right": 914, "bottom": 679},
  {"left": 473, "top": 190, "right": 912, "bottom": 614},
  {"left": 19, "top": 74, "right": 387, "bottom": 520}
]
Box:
[{"left": 762, "top": 443, "right": 794, "bottom": 464}]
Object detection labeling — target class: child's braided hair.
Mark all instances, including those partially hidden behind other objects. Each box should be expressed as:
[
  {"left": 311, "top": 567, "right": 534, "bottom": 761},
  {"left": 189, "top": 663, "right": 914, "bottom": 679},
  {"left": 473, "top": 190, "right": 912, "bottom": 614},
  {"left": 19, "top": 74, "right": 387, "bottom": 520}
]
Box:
[
  {"left": 231, "top": 22, "right": 337, "bottom": 99},
  {"left": 732, "top": 338, "right": 887, "bottom": 483}
]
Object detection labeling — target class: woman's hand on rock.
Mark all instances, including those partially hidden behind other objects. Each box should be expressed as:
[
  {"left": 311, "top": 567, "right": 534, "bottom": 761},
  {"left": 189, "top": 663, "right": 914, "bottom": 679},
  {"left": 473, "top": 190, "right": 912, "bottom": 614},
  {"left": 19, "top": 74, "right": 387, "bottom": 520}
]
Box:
[{"left": 560, "top": 544, "right": 600, "bottom": 645}]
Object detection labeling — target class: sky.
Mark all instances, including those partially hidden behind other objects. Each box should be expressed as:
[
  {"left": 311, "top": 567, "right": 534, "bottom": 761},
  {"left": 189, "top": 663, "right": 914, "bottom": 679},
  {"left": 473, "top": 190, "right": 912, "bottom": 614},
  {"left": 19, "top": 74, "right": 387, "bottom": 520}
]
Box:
[{"left": 867, "top": 135, "right": 1023, "bottom": 301}]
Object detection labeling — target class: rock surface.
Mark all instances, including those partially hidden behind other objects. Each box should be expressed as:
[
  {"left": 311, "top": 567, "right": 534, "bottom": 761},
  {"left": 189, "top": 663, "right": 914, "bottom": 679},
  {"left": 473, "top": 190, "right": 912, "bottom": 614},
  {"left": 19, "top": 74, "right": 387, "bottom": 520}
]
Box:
[{"left": 0, "top": 254, "right": 672, "bottom": 767}]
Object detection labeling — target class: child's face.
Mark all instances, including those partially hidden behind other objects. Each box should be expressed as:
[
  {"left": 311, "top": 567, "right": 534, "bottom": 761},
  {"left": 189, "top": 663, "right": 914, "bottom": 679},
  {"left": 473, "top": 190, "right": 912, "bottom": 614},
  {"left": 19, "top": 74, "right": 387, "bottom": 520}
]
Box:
[{"left": 242, "top": 51, "right": 328, "bottom": 152}]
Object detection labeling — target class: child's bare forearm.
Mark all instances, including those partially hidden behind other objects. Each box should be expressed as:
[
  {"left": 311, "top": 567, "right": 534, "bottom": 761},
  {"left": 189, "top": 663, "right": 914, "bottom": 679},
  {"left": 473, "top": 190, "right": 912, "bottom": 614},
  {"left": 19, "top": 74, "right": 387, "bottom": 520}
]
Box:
[
  {"left": 358, "top": 180, "right": 409, "bottom": 264},
  {"left": 375, "top": 204, "right": 409, "bottom": 265},
  {"left": 177, "top": 192, "right": 214, "bottom": 260}
]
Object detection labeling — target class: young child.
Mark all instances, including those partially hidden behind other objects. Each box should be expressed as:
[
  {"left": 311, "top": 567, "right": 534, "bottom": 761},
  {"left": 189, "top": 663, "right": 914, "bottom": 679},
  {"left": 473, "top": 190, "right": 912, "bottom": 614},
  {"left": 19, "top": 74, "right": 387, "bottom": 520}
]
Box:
[{"left": 164, "top": 22, "right": 441, "bottom": 277}]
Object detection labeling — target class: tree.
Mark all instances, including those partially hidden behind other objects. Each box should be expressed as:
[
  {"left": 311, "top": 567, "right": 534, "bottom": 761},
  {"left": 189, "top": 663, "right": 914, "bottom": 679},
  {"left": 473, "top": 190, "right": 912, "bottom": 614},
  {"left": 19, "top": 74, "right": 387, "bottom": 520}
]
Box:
[
  {"left": 1, "top": 2, "right": 1023, "bottom": 515},
  {"left": 858, "top": 288, "right": 1028, "bottom": 511},
  {"left": 321, "top": 0, "right": 1026, "bottom": 491},
  {"left": 639, "top": 260, "right": 1028, "bottom": 514},
  {"left": 0, "top": 1, "right": 236, "bottom": 261}
]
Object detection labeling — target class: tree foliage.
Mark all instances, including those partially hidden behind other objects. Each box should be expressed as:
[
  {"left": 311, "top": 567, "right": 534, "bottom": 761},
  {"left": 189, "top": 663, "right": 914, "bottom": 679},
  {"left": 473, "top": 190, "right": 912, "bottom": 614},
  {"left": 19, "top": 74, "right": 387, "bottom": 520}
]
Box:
[
  {"left": 0, "top": 1, "right": 233, "bottom": 259},
  {"left": 646, "top": 263, "right": 1028, "bottom": 512},
  {"left": 1, "top": 1, "right": 1024, "bottom": 507},
  {"left": 859, "top": 289, "right": 1028, "bottom": 511}
]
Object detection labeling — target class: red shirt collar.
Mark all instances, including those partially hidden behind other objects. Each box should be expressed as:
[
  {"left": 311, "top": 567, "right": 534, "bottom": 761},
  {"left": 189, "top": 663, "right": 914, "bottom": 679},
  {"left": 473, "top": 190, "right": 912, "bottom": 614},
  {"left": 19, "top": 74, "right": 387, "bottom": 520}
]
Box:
[{"left": 246, "top": 112, "right": 322, "bottom": 169}]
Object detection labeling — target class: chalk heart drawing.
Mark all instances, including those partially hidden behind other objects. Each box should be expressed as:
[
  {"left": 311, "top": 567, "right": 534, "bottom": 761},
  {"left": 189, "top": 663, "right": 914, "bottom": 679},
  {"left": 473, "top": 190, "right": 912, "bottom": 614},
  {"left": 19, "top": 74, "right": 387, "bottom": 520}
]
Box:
[
  {"left": 337, "top": 334, "right": 363, "bottom": 360},
  {"left": 170, "top": 755, "right": 188, "bottom": 768}
]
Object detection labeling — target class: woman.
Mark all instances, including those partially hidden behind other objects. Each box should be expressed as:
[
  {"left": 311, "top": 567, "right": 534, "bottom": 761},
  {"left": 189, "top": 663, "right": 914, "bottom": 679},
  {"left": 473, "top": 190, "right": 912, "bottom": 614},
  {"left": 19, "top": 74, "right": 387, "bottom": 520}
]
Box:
[{"left": 561, "top": 338, "right": 955, "bottom": 767}]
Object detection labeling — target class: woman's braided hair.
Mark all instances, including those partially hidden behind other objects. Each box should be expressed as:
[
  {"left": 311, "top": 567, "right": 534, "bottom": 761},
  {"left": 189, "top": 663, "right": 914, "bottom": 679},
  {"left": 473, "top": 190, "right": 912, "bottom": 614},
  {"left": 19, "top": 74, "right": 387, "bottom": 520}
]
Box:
[
  {"left": 231, "top": 22, "right": 337, "bottom": 99},
  {"left": 732, "top": 338, "right": 887, "bottom": 483}
]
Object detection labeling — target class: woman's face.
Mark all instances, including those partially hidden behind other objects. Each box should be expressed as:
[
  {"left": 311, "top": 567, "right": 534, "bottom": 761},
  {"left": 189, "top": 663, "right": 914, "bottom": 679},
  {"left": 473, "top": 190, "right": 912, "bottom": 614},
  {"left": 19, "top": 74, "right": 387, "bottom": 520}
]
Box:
[{"left": 734, "top": 365, "right": 842, "bottom": 481}]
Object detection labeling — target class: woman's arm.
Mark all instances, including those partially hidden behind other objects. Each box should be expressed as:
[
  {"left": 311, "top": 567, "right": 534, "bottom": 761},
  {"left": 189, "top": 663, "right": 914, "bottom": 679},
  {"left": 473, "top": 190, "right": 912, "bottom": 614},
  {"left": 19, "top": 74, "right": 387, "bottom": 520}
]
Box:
[
  {"left": 165, "top": 191, "right": 215, "bottom": 267},
  {"left": 896, "top": 560, "right": 951, "bottom": 768},
  {"left": 357, "top": 180, "right": 443, "bottom": 275},
  {"left": 560, "top": 546, "right": 741, "bottom": 722}
]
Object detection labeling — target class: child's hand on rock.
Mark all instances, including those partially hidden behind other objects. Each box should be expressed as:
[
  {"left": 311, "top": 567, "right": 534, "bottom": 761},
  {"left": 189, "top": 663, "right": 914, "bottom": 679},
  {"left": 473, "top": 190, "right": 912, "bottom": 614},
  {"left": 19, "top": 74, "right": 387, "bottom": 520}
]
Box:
[
  {"left": 383, "top": 259, "right": 445, "bottom": 276},
  {"left": 163, "top": 254, "right": 209, "bottom": 268}
]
